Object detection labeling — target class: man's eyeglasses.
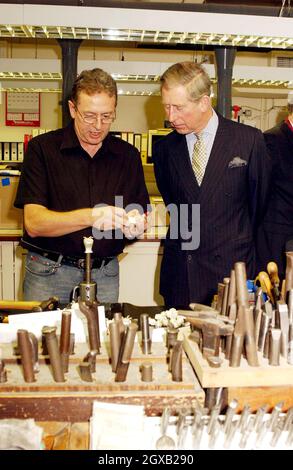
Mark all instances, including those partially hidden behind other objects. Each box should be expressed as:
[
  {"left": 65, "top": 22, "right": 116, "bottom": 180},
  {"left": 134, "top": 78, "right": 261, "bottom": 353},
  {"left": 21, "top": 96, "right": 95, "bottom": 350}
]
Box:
[{"left": 75, "top": 106, "right": 116, "bottom": 125}]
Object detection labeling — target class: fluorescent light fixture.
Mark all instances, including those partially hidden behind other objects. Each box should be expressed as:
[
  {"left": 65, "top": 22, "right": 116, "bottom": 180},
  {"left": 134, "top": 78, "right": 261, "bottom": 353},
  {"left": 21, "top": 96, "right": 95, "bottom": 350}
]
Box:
[
  {"left": 0, "top": 59, "right": 293, "bottom": 88},
  {"left": 0, "top": 4, "right": 292, "bottom": 49}
]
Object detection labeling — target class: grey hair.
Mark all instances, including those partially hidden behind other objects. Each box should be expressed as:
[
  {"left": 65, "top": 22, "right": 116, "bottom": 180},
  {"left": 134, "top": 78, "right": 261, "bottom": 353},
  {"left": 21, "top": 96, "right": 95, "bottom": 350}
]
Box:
[{"left": 160, "top": 61, "right": 212, "bottom": 102}]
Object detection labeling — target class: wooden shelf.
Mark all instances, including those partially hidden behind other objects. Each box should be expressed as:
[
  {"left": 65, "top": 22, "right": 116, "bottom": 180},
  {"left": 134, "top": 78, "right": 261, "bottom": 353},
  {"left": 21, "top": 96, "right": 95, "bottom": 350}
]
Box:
[
  {"left": 0, "top": 341, "right": 204, "bottom": 421},
  {"left": 183, "top": 333, "right": 293, "bottom": 388}
]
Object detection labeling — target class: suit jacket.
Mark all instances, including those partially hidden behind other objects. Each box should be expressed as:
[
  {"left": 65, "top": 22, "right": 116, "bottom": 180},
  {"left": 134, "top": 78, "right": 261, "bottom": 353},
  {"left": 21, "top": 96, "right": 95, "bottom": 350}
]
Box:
[
  {"left": 153, "top": 114, "right": 271, "bottom": 307},
  {"left": 257, "top": 120, "right": 293, "bottom": 279}
]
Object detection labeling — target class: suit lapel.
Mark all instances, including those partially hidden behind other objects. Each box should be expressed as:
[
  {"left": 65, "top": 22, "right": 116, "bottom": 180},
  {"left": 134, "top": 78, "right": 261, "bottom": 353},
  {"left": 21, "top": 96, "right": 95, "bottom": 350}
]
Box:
[
  {"left": 169, "top": 133, "right": 201, "bottom": 201},
  {"left": 198, "top": 116, "right": 233, "bottom": 206}
]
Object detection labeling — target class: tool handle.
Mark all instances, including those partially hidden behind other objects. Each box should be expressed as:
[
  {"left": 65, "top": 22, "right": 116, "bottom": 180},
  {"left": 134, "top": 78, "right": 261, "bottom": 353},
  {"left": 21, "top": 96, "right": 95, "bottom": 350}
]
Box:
[
  {"left": 0, "top": 300, "right": 40, "bottom": 310},
  {"left": 285, "top": 252, "right": 293, "bottom": 293},
  {"left": 267, "top": 262, "right": 280, "bottom": 287},
  {"left": 255, "top": 271, "right": 274, "bottom": 303}
]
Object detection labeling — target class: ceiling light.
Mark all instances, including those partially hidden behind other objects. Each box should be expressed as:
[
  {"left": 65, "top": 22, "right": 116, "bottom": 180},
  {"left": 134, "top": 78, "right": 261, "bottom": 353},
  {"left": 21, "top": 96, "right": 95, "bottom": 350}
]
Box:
[{"left": 0, "top": 4, "right": 292, "bottom": 50}]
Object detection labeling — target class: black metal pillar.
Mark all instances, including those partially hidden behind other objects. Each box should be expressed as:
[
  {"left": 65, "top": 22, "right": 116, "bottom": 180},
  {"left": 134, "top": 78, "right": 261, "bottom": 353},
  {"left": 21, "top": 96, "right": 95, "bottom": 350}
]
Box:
[
  {"left": 214, "top": 47, "right": 236, "bottom": 120},
  {"left": 57, "top": 39, "right": 82, "bottom": 128}
]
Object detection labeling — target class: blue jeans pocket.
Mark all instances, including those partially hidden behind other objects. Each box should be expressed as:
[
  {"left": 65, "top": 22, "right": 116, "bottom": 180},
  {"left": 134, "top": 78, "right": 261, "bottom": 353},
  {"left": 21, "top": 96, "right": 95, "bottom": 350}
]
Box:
[
  {"left": 102, "top": 258, "right": 119, "bottom": 277},
  {"left": 25, "top": 252, "right": 59, "bottom": 277}
]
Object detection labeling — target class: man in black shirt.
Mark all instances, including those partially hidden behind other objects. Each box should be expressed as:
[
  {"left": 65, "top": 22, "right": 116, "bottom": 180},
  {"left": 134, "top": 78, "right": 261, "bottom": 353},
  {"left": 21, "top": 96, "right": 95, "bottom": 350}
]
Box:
[{"left": 15, "top": 68, "right": 150, "bottom": 304}]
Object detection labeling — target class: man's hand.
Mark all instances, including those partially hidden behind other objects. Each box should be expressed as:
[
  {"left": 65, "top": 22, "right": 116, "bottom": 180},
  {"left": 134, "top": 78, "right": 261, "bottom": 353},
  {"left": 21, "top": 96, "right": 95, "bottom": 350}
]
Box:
[
  {"left": 123, "top": 209, "right": 148, "bottom": 239},
  {"left": 92, "top": 205, "right": 128, "bottom": 231}
]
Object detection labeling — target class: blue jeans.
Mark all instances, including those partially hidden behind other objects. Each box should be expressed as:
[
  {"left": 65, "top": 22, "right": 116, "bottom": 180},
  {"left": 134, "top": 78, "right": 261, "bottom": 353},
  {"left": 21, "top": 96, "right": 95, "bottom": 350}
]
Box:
[{"left": 23, "top": 251, "right": 119, "bottom": 305}]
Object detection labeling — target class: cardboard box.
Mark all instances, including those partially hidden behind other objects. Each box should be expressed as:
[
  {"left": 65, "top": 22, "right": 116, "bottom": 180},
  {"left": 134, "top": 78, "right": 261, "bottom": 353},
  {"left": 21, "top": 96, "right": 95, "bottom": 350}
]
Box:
[{"left": 0, "top": 177, "right": 23, "bottom": 229}]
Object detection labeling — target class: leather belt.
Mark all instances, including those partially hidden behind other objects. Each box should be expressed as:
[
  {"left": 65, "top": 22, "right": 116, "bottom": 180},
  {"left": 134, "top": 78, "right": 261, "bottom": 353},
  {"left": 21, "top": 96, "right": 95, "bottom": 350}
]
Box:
[{"left": 23, "top": 242, "right": 113, "bottom": 270}]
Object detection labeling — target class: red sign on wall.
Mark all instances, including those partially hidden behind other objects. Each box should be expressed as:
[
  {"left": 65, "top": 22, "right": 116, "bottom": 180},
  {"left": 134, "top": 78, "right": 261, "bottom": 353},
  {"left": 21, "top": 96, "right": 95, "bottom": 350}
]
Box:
[{"left": 6, "top": 92, "right": 40, "bottom": 127}]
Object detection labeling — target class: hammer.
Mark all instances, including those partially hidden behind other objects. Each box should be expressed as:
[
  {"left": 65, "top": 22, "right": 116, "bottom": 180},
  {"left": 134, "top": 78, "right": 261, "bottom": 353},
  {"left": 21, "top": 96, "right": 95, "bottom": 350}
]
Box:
[{"left": 186, "top": 316, "right": 234, "bottom": 358}]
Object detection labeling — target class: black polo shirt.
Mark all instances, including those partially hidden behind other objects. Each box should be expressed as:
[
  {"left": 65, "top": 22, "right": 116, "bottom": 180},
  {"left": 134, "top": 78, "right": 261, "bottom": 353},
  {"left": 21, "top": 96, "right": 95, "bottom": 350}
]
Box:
[{"left": 15, "top": 122, "right": 150, "bottom": 258}]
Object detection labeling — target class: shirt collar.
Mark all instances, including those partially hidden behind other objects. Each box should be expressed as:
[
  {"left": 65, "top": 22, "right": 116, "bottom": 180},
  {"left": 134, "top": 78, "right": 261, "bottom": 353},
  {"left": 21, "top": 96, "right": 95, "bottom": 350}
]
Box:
[
  {"left": 186, "top": 109, "right": 218, "bottom": 145},
  {"left": 60, "top": 121, "right": 119, "bottom": 157},
  {"left": 60, "top": 120, "right": 81, "bottom": 151},
  {"left": 201, "top": 109, "right": 219, "bottom": 137}
]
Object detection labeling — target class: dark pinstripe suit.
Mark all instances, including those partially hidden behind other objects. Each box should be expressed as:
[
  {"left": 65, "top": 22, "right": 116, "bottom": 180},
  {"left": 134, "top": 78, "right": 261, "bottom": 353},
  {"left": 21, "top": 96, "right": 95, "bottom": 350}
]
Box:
[
  {"left": 153, "top": 114, "right": 271, "bottom": 307},
  {"left": 257, "top": 120, "right": 293, "bottom": 280}
]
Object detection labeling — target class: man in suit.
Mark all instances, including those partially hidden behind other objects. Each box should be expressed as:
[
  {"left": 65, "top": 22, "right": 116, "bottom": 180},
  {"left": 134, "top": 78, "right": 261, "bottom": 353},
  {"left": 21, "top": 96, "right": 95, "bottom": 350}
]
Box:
[
  {"left": 153, "top": 62, "right": 271, "bottom": 308},
  {"left": 257, "top": 91, "right": 293, "bottom": 281}
]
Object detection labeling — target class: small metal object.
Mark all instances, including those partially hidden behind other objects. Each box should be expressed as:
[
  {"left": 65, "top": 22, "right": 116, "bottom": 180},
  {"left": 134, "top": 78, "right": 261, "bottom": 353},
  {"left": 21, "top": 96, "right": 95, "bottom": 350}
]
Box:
[
  {"left": 192, "top": 402, "right": 207, "bottom": 431},
  {"left": 258, "top": 304, "right": 272, "bottom": 353},
  {"left": 285, "top": 252, "right": 293, "bottom": 295},
  {"left": 83, "top": 350, "right": 97, "bottom": 373},
  {"left": 171, "top": 340, "right": 183, "bottom": 382},
  {"left": 109, "top": 320, "right": 121, "bottom": 372},
  {"left": 78, "top": 361, "right": 93, "bottom": 382},
  {"left": 41, "top": 329, "right": 49, "bottom": 355},
  {"left": 17, "top": 329, "right": 36, "bottom": 383},
  {"left": 285, "top": 423, "right": 293, "bottom": 447},
  {"left": 208, "top": 419, "right": 221, "bottom": 449},
  {"left": 206, "top": 355, "right": 222, "bottom": 368},
  {"left": 167, "top": 328, "right": 178, "bottom": 372},
  {"left": 223, "top": 399, "right": 238, "bottom": 434},
  {"left": 255, "top": 421, "right": 269, "bottom": 448},
  {"left": 216, "top": 282, "right": 225, "bottom": 312},
  {"left": 115, "top": 323, "right": 138, "bottom": 382},
  {"left": 239, "top": 417, "right": 254, "bottom": 449},
  {"left": 207, "top": 403, "right": 221, "bottom": 435},
  {"left": 268, "top": 328, "right": 281, "bottom": 366},
  {"left": 28, "top": 332, "right": 39, "bottom": 373},
  {"left": 268, "top": 401, "right": 284, "bottom": 431},
  {"left": 239, "top": 404, "right": 251, "bottom": 433},
  {"left": 283, "top": 407, "right": 293, "bottom": 431},
  {"left": 270, "top": 423, "right": 283, "bottom": 448},
  {"left": 78, "top": 300, "right": 100, "bottom": 354},
  {"left": 121, "top": 323, "right": 138, "bottom": 364},
  {"left": 229, "top": 320, "right": 245, "bottom": 368},
  {"left": 288, "top": 289, "right": 293, "bottom": 325},
  {"left": 235, "top": 262, "right": 249, "bottom": 307},
  {"left": 166, "top": 328, "right": 178, "bottom": 349},
  {"left": 277, "top": 301, "right": 289, "bottom": 357},
  {"left": 192, "top": 419, "right": 205, "bottom": 449},
  {"left": 69, "top": 333, "right": 75, "bottom": 355},
  {"left": 0, "top": 351, "right": 7, "bottom": 383},
  {"left": 42, "top": 325, "right": 65, "bottom": 383},
  {"left": 223, "top": 421, "right": 238, "bottom": 449},
  {"left": 60, "top": 309, "right": 72, "bottom": 373},
  {"left": 156, "top": 407, "right": 175, "bottom": 450},
  {"left": 254, "top": 287, "right": 264, "bottom": 344},
  {"left": 221, "top": 278, "right": 230, "bottom": 316},
  {"left": 177, "top": 407, "right": 189, "bottom": 449},
  {"left": 253, "top": 404, "right": 268, "bottom": 433},
  {"left": 140, "top": 362, "right": 153, "bottom": 382},
  {"left": 140, "top": 314, "right": 152, "bottom": 354}
]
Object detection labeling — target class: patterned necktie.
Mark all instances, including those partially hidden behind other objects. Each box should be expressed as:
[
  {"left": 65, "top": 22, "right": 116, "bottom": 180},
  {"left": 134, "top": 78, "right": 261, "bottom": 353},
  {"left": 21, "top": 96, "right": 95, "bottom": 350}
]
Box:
[{"left": 192, "top": 133, "right": 207, "bottom": 186}]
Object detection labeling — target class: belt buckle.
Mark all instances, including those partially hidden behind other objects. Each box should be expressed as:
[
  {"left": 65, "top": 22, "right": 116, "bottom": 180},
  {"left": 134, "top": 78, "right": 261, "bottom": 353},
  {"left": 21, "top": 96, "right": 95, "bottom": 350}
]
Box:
[
  {"left": 76, "top": 258, "right": 95, "bottom": 269},
  {"left": 77, "top": 258, "right": 85, "bottom": 269}
]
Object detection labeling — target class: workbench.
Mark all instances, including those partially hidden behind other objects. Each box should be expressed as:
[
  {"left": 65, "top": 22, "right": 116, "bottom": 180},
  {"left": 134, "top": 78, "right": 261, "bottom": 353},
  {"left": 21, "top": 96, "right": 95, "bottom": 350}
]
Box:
[
  {"left": 0, "top": 340, "right": 204, "bottom": 432},
  {"left": 183, "top": 333, "right": 293, "bottom": 412}
]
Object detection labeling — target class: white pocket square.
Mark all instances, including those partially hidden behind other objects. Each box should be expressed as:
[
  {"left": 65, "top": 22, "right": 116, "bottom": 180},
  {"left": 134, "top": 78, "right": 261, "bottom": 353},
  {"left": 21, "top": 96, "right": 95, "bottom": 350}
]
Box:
[{"left": 228, "top": 156, "right": 247, "bottom": 168}]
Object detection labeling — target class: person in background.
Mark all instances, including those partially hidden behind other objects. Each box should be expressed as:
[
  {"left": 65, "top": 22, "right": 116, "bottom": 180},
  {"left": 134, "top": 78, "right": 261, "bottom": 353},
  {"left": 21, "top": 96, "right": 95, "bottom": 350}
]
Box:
[
  {"left": 152, "top": 61, "right": 271, "bottom": 308},
  {"left": 15, "top": 68, "right": 149, "bottom": 305},
  {"left": 257, "top": 91, "right": 293, "bottom": 281}
]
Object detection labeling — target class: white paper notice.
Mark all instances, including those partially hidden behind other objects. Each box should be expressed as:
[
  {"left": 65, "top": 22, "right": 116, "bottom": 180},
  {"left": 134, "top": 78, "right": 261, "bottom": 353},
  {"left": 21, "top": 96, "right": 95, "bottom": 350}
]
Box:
[{"left": 90, "top": 401, "right": 146, "bottom": 450}]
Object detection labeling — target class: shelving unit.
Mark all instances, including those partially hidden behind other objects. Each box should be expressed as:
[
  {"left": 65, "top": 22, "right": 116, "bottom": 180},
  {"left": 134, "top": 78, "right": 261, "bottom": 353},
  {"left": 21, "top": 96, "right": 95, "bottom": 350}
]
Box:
[{"left": 0, "top": 141, "right": 24, "bottom": 163}]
